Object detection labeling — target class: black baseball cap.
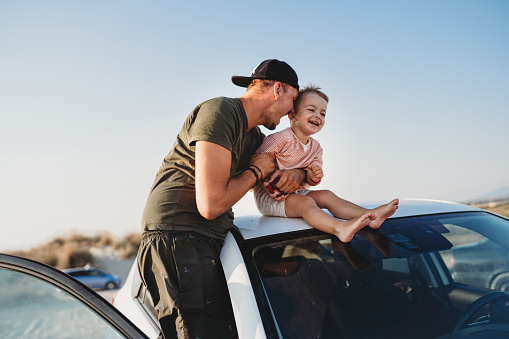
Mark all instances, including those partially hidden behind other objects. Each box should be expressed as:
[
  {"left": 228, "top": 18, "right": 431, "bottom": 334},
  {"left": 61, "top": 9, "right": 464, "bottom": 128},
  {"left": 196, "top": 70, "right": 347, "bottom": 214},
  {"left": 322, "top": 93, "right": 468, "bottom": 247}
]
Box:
[{"left": 232, "top": 59, "right": 299, "bottom": 90}]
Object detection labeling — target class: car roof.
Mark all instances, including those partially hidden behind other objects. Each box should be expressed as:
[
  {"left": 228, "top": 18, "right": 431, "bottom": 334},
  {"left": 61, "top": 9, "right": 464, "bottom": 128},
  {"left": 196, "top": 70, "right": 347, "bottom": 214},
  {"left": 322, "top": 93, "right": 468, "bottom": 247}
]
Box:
[{"left": 233, "top": 198, "right": 481, "bottom": 240}]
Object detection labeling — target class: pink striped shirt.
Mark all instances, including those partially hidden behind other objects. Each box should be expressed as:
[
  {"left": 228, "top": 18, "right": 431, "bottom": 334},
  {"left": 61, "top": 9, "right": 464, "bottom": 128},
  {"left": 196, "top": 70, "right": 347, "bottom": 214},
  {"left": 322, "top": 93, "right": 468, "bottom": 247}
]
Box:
[{"left": 256, "top": 127, "right": 323, "bottom": 170}]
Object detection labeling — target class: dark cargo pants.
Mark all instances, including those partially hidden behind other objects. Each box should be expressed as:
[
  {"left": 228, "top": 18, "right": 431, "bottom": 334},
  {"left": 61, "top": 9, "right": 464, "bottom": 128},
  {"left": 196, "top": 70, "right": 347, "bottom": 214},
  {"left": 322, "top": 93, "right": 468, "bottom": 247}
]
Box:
[{"left": 137, "top": 231, "right": 238, "bottom": 339}]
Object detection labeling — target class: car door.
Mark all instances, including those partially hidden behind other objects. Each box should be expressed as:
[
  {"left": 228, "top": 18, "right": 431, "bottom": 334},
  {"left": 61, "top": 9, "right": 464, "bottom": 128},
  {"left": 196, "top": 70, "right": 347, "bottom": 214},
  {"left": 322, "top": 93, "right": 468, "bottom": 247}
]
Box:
[{"left": 0, "top": 254, "right": 148, "bottom": 339}]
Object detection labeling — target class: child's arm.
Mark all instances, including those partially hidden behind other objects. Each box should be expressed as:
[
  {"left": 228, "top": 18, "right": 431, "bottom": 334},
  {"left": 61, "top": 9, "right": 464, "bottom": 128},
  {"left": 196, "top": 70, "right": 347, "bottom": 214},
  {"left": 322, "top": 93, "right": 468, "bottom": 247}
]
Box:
[{"left": 306, "top": 164, "right": 323, "bottom": 186}]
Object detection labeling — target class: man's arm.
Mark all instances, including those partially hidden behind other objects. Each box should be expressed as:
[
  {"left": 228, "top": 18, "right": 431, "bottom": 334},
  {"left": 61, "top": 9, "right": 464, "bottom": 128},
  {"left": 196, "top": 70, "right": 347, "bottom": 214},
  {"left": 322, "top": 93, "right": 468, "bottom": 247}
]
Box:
[{"left": 195, "top": 140, "right": 274, "bottom": 220}]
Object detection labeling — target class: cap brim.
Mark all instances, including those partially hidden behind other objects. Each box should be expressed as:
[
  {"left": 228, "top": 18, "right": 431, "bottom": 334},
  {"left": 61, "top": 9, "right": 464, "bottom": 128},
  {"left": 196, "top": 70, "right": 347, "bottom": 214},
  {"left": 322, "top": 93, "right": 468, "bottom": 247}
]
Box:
[{"left": 231, "top": 76, "right": 255, "bottom": 88}]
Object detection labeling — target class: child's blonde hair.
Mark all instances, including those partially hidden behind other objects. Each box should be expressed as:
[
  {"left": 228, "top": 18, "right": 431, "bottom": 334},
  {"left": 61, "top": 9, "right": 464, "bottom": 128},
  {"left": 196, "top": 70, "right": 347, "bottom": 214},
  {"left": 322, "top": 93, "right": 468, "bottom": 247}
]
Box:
[{"left": 294, "top": 84, "right": 329, "bottom": 108}]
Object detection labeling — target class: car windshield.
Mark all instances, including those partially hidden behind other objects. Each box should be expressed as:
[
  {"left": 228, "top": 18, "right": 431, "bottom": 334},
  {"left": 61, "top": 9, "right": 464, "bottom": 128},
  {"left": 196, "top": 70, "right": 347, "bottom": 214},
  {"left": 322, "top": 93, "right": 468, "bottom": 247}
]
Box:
[{"left": 251, "top": 211, "right": 509, "bottom": 339}]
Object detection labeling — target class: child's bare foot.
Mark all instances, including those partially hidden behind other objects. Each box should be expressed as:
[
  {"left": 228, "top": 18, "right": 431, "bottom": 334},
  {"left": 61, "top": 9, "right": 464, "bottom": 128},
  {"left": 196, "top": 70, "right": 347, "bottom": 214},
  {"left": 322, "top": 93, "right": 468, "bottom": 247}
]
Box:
[
  {"left": 336, "top": 213, "right": 377, "bottom": 243},
  {"left": 369, "top": 198, "right": 399, "bottom": 229}
]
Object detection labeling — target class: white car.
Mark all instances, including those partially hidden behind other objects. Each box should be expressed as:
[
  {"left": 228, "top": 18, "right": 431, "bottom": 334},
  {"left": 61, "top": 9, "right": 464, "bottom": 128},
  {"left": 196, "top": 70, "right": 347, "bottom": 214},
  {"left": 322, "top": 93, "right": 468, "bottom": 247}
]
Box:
[{"left": 114, "top": 199, "right": 509, "bottom": 339}]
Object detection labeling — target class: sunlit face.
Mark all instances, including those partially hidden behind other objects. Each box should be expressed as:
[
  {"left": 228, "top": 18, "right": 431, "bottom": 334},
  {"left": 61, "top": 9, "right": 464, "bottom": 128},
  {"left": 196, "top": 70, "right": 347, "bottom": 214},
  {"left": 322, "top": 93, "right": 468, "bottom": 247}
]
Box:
[
  {"left": 290, "top": 92, "right": 328, "bottom": 137},
  {"left": 263, "top": 84, "right": 299, "bottom": 130}
]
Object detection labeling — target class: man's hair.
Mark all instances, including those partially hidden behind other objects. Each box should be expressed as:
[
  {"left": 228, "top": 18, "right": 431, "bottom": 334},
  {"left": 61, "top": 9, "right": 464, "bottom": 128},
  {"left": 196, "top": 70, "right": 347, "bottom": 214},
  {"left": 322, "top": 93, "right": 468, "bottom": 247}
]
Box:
[
  {"left": 247, "top": 79, "right": 290, "bottom": 93},
  {"left": 294, "top": 84, "right": 329, "bottom": 108}
]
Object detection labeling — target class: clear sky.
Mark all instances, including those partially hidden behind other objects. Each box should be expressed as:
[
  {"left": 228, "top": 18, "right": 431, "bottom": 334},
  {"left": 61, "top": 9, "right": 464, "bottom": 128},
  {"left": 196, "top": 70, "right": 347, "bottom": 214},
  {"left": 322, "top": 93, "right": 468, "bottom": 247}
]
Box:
[{"left": 1, "top": 0, "right": 508, "bottom": 251}]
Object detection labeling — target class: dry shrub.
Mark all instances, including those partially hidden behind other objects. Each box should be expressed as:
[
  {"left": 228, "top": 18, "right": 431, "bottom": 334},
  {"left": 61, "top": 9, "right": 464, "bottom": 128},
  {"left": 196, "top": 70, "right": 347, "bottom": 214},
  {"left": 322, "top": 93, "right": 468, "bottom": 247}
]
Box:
[
  {"left": 490, "top": 204, "right": 509, "bottom": 218},
  {"left": 50, "top": 237, "right": 65, "bottom": 247},
  {"left": 7, "top": 230, "right": 141, "bottom": 269},
  {"left": 37, "top": 252, "right": 59, "bottom": 267},
  {"left": 482, "top": 201, "right": 509, "bottom": 218},
  {"left": 67, "top": 249, "right": 94, "bottom": 268},
  {"left": 116, "top": 233, "right": 142, "bottom": 259},
  {"left": 69, "top": 232, "right": 93, "bottom": 245},
  {"left": 95, "top": 231, "right": 114, "bottom": 247}
]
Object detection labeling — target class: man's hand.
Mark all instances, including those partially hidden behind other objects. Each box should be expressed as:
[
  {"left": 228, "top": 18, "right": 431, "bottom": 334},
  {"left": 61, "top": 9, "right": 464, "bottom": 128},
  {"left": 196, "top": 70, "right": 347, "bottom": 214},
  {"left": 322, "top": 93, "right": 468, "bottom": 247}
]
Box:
[
  {"left": 263, "top": 168, "right": 306, "bottom": 201},
  {"left": 307, "top": 165, "right": 323, "bottom": 185}
]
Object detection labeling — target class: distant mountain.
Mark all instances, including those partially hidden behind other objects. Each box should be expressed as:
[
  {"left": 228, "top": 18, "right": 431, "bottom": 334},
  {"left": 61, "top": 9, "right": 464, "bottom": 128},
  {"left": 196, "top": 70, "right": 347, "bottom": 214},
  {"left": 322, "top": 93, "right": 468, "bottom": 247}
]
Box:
[
  {"left": 467, "top": 186, "right": 509, "bottom": 204},
  {"left": 477, "top": 186, "right": 509, "bottom": 200}
]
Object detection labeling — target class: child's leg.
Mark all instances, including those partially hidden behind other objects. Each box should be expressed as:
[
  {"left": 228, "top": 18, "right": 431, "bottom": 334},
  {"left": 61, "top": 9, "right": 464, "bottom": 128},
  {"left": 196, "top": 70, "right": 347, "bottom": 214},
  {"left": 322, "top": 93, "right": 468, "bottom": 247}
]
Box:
[
  {"left": 306, "top": 190, "right": 370, "bottom": 219},
  {"left": 285, "top": 194, "right": 375, "bottom": 242},
  {"left": 306, "top": 190, "right": 399, "bottom": 229}
]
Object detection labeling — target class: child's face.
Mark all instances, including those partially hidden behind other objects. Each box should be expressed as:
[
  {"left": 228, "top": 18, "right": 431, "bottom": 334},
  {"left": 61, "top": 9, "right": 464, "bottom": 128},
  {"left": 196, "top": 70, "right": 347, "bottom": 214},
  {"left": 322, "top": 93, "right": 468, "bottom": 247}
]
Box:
[{"left": 290, "top": 92, "right": 328, "bottom": 137}]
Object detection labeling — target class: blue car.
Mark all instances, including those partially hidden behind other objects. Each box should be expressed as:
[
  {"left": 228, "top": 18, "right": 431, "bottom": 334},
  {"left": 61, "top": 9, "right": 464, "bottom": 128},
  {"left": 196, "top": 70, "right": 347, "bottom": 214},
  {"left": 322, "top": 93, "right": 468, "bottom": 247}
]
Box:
[{"left": 64, "top": 267, "right": 121, "bottom": 290}]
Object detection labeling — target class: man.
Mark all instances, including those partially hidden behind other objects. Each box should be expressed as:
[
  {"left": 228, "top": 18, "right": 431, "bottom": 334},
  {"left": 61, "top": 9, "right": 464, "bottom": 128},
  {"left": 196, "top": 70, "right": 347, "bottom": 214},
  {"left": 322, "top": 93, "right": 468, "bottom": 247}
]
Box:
[{"left": 137, "top": 59, "right": 305, "bottom": 339}]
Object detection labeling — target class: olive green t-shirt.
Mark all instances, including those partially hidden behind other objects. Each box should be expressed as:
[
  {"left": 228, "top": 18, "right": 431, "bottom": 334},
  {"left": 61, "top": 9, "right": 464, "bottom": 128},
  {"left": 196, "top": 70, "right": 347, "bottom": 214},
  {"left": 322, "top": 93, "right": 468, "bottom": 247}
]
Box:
[{"left": 141, "top": 97, "right": 264, "bottom": 239}]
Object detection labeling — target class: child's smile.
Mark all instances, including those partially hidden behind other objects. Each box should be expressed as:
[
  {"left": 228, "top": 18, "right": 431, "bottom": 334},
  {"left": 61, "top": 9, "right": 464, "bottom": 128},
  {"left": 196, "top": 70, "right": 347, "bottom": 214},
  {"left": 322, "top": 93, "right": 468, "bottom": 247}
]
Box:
[
  {"left": 308, "top": 118, "right": 321, "bottom": 127},
  {"left": 290, "top": 92, "right": 328, "bottom": 144}
]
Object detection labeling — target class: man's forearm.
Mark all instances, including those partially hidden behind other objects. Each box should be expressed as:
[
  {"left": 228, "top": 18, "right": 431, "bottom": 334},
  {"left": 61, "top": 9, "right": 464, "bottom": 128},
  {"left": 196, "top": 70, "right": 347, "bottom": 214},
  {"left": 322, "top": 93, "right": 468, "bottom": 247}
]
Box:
[{"left": 195, "top": 141, "right": 267, "bottom": 220}]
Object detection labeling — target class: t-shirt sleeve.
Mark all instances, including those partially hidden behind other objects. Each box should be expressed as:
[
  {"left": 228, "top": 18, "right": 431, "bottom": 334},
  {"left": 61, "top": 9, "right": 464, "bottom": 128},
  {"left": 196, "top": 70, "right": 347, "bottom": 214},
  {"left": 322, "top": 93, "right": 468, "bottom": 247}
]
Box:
[
  {"left": 188, "top": 99, "right": 237, "bottom": 152},
  {"left": 312, "top": 141, "right": 324, "bottom": 168}
]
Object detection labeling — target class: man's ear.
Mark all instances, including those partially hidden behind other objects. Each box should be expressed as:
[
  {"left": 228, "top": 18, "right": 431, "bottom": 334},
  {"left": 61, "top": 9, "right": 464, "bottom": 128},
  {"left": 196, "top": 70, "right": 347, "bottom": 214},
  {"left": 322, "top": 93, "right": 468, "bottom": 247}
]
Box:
[{"left": 273, "top": 82, "right": 282, "bottom": 100}]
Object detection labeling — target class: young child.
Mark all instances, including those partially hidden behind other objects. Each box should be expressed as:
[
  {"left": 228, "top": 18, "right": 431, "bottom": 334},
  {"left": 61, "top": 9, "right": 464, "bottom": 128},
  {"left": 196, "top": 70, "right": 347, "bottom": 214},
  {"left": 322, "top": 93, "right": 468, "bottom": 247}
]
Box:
[{"left": 253, "top": 84, "right": 399, "bottom": 242}]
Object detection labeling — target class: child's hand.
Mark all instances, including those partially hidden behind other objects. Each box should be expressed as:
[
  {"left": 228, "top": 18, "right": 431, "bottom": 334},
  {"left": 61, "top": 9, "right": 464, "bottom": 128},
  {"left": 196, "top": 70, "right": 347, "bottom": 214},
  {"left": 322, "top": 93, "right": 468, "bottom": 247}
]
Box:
[
  {"left": 263, "top": 170, "right": 299, "bottom": 201},
  {"left": 264, "top": 181, "right": 288, "bottom": 201},
  {"left": 307, "top": 165, "right": 323, "bottom": 185}
]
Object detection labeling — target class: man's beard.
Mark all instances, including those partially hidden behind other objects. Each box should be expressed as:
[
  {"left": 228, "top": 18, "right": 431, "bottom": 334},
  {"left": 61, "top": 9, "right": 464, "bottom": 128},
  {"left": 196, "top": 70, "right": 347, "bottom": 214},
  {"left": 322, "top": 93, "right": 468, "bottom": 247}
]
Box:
[
  {"left": 264, "top": 122, "right": 277, "bottom": 130},
  {"left": 263, "top": 114, "right": 282, "bottom": 130}
]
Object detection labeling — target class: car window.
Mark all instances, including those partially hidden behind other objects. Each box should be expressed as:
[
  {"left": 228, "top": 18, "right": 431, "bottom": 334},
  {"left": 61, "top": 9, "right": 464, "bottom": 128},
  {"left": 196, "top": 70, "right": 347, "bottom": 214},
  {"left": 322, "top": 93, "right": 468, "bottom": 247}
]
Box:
[
  {"left": 250, "top": 212, "right": 509, "bottom": 339},
  {"left": 70, "top": 270, "right": 86, "bottom": 277},
  {"left": 0, "top": 268, "right": 125, "bottom": 338},
  {"left": 439, "top": 222, "right": 509, "bottom": 291},
  {"left": 253, "top": 235, "right": 433, "bottom": 338}
]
